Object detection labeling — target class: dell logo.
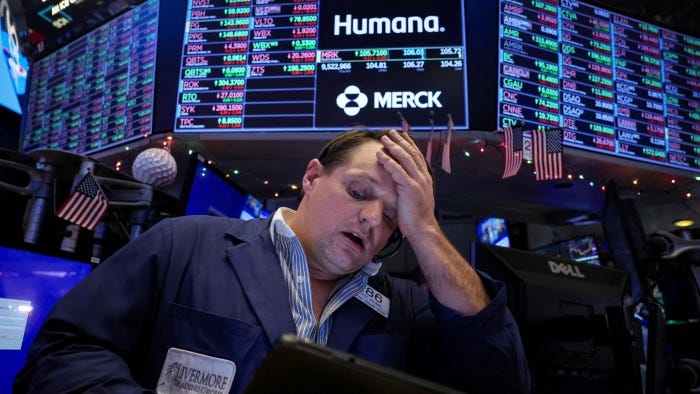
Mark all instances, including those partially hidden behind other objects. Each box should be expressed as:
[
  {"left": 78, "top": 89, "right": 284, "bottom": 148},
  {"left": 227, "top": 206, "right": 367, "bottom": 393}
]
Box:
[{"left": 548, "top": 261, "right": 586, "bottom": 279}]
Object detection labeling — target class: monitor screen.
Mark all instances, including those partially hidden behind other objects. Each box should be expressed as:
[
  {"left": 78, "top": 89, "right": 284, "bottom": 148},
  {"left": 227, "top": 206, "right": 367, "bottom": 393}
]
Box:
[
  {"left": 0, "top": 245, "right": 93, "bottom": 392},
  {"left": 497, "top": 0, "right": 700, "bottom": 172},
  {"left": 173, "top": 0, "right": 468, "bottom": 132},
  {"left": 240, "top": 194, "right": 271, "bottom": 220},
  {"left": 471, "top": 242, "right": 642, "bottom": 392},
  {"left": 532, "top": 234, "right": 601, "bottom": 266},
  {"left": 20, "top": 0, "right": 159, "bottom": 155},
  {"left": 0, "top": 0, "right": 29, "bottom": 114},
  {"left": 477, "top": 217, "right": 510, "bottom": 247},
  {"left": 182, "top": 156, "right": 269, "bottom": 220},
  {"left": 0, "top": 1, "right": 29, "bottom": 114}
]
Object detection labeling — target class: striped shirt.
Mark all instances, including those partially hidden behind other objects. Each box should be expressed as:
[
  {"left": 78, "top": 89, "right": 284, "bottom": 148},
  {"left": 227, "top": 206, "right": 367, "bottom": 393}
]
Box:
[{"left": 270, "top": 208, "right": 381, "bottom": 345}]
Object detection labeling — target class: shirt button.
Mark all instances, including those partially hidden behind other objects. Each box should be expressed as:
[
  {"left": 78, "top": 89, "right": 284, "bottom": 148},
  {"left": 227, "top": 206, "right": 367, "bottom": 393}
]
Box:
[{"left": 297, "top": 275, "right": 305, "bottom": 284}]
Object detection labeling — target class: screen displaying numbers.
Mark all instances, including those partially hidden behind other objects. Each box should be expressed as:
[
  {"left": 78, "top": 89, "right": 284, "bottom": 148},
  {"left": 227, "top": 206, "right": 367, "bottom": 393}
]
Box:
[
  {"left": 174, "top": 0, "right": 469, "bottom": 131},
  {"left": 498, "top": 0, "right": 700, "bottom": 172},
  {"left": 21, "top": 0, "right": 159, "bottom": 154}
]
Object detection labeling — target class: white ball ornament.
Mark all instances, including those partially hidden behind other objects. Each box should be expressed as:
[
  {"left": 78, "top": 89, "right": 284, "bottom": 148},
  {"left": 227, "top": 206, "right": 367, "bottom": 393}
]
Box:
[{"left": 131, "top": 148, "right": 178, "bottom": 188}]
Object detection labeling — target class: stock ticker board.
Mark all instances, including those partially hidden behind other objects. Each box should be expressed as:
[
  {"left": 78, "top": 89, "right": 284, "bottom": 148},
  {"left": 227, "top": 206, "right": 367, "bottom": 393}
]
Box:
[
  {"left": 21, "top": 0, "right": 159, "bottom": 155},
  {"left": 498, "top": 0, "right": 700, "bottom": 172},
  {"left": 174, "top": 0, "right": 469, "bottom": 131}
]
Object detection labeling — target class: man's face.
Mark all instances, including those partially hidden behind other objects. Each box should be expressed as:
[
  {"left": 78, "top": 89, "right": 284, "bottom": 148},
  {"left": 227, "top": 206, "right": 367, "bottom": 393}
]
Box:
[{"left": 296, "top": 140, "right": 398, "bottom": 279}]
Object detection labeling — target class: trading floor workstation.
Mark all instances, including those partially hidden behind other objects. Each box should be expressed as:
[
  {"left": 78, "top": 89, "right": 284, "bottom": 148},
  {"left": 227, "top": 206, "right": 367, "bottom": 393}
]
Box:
[{"left": 1, "top": 0, "right": 699, "bottom": 393}]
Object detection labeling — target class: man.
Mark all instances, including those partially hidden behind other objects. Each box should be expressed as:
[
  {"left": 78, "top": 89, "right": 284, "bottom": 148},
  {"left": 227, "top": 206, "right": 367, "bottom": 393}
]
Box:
[{"left": 15, "top": 129, "right": 530, "bottom": 393}]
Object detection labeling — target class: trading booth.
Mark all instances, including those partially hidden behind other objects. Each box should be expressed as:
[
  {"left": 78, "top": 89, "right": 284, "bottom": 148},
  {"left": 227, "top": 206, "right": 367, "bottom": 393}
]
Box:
[{"left": 1, "top": 0, "right": 698, "bottom": 392}]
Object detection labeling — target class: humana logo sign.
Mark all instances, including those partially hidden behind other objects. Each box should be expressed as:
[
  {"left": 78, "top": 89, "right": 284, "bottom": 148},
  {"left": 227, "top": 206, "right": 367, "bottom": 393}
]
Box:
[{"left": 333, "top": 14, "right": 445, "bottom": 36}]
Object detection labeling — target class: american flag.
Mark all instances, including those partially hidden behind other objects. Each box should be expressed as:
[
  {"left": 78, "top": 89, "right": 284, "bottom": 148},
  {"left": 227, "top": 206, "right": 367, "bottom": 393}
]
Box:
[
  {"left": 502, "top": 125, "right": 523, "bottom": 179},
  {"left": 425, "top": 116, "right": 435, "bottom": 164},
  {"left": 532, "top": 128, "right": 563, "bottom": 181},
  {"left": 56, "top": 172, "right": 109, "bottom": 231}
]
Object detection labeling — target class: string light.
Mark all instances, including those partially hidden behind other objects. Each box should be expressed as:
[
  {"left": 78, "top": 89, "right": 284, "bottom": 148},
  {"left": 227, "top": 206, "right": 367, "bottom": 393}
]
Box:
[{"left": 632, "top": 179, "right": 638, "bottom": 185}]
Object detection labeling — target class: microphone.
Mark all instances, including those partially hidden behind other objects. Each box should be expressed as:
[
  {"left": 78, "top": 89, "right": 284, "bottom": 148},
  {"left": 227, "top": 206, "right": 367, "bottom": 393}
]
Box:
[{"left": 648, "top": 230, "right": 700, "bottom": 259}]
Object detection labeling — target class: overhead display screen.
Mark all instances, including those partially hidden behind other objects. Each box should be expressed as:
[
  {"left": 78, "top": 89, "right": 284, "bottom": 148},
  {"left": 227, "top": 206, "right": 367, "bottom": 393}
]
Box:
[
  {"left": 497, "top": 0, "right": 700, "bottom": 172},
  {"left": 174, "top": 0, "right": 468, "bottom": 132},
  {"left": 21, "top": 0, "right": 159, "bottom": 155}
]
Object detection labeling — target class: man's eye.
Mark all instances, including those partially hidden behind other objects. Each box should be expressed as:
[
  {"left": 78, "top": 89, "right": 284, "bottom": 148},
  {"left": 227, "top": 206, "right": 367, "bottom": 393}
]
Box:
[
  {"left": 383, "top": 212, "right": 394, "bottom": 224},
  {"left": 349, "top": 188, "right": 364, "bottom": 198}
]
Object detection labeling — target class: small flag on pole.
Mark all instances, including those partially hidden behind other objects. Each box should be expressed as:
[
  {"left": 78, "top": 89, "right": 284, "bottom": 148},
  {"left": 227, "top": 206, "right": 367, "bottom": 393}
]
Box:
[
  {"left": 398, "top": 111, "right": 411, "bottom": 133},
  {"left": 56, "top": 171, "right": 109, "bottom": 231},
  {"left": 426, "top": 111, "right": 435, "bottom": 164},
  {"left": 441, "top": 114, "right": 454, "bottom": 174},
  {"left": 532, "top": 128, "right": 563, "bottom": 181},
  {"left": 502, "top": 125, "right": 523, "bottom": 179}
]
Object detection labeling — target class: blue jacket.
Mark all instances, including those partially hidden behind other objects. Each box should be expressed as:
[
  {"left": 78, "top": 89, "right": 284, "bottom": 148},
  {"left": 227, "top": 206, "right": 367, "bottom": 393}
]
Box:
[{"left": 14, "top": 215, "right": 529, "bottom": 393}]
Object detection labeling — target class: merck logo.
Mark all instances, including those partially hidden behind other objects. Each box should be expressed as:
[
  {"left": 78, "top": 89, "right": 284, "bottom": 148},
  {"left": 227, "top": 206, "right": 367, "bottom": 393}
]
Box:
[
  {"left": 336, "top": 85, "right": 368, "bottom": 116},
  {"left": 333, "top": 14, "right": 444, "bottom": 36},
  {"left": 336, "top": 86, "right": 443, "bottom": 116},
  {"left": 548, "top": 261, "right": 586, "bottom": 279}
]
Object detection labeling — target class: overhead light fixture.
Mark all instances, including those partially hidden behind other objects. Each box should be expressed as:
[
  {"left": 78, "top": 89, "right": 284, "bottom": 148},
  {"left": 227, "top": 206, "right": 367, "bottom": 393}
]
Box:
[{"left": 673, "top": 219, "right": 694, "bottom": 227}]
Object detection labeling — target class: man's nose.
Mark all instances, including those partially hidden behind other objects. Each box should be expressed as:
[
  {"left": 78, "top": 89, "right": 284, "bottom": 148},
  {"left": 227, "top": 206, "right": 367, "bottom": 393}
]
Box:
[{"left": 360, "top": 201, "right": 384, "bottom": 228}]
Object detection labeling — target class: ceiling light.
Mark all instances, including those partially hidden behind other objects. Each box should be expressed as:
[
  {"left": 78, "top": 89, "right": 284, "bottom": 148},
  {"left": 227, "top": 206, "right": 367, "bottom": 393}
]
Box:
[{"left": 673, "top": 219, "right": 694, "bottom": 227}]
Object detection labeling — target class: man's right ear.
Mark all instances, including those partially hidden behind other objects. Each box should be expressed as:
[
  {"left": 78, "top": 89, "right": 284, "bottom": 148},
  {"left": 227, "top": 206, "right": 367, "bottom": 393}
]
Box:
[{"left": 302, "top": 159, "right": 323, "bottom": 193}]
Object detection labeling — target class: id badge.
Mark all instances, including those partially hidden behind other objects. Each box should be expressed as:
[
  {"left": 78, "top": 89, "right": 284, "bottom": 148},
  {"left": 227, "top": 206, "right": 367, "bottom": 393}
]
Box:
[{"left": 156, "top": 347, "right": 236, "bottom": 394}]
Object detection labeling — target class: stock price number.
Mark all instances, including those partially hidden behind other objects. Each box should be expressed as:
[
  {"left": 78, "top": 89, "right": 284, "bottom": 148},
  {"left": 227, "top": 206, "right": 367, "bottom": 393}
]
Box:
[
  {"left": 320, "top": 62, "right": 351, "bottom": 71},
  {"left": 440, "top": 47, "right": 462, "bottom": 56},
  {"left": 440, "top": 60, "right": 463, "bottom": 68},
  {"left": 403, "top": 61, "right": 425, "bottom": 69}
]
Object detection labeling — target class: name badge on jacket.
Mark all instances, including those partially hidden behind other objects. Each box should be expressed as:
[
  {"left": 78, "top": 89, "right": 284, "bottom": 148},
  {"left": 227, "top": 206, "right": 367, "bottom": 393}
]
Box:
[
  {"left": 157, "top": 347, "right": 236, "bottom": 394},
  {"left": 355, "top": 284, "right": 390, "bottom": 318}
]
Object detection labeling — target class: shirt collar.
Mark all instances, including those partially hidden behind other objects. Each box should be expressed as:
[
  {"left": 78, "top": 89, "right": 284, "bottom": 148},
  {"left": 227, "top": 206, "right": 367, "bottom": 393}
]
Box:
[{"left": 269, "top": 208, "right": 382, "bottom": 276}]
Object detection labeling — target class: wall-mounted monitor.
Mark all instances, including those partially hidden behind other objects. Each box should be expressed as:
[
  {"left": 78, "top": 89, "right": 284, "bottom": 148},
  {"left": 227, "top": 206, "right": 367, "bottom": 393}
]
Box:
[
  {"left": 0, "top": 244, "right": 93, "bottom": 392},
  {"left": 181, "top": 153, "right": 270, "bottom": 220},
  {"left": 532, "top": 234, "right": 601, "bottom": 266},
  {"left": 496, "top": 0, "right": 700, "bottom": 172},
  {"left": 20, "top": 0, "right": 159, "bottom": 155},
  {"left": 477, "top": 217, "right": 510, "bottom": 247},
  {"left": 0, "top": 0, "right": 29, "bottom": 115},
  {"left": 173, "top": 0, "right": 468, "bottom": 132}
]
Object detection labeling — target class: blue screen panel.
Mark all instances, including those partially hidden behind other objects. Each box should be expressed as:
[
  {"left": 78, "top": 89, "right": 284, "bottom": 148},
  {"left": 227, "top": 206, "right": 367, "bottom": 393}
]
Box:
[
  {"left": 0, "top": 245, "right": 92, "bottom": 391},
  {"left": 477, "top": 217, "right": 510, "bottom": 247}
]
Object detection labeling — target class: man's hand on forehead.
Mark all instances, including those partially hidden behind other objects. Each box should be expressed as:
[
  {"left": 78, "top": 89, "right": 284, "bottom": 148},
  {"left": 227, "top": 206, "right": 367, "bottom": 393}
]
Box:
[{"left": 376, "top": 129, "right": 436, "bottom": 239}]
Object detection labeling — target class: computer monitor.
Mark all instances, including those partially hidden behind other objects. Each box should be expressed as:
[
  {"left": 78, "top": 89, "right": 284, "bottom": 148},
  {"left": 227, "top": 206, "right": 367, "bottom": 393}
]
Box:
[
  {"left": 471, "top": 242, "right": 643, "bottom": 393},
  {"left": 181, "top": 154, "right": 270, "bottom": 220},
  {"left": 533, "top": 234, "right": 601, "bottom": 266},
  {"left": 494, "top": 0, "right": 700, "bottom": 174},
  {"left": 0, "top": 244, "right": 93, "bottom": 392},
  {"left": 20, "top": 0, "right": 159, "bottom": 155},
  {"left": 477, "top": 217, "right": 510, "bottom": 247},
  {"left": 0, "top": 0, "right": 29, "bottom": 115},
  {"left": 172, "top": 0, "right": 469, "bottom": 132}
]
